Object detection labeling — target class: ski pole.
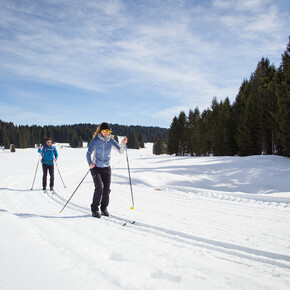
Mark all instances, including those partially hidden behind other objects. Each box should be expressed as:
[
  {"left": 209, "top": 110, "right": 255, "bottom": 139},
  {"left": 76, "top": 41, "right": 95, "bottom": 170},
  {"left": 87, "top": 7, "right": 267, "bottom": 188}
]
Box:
[
  {"left": 59, "top": 169, "right": 90, "bottom": 213},
  {"left": 125, "top": 147, "right": 135, "bottom": 210},
  {"left": 31, "top": 154, "right": 41, "bottom": 190},
  {"left": 55, "top": 160, "right": 66, "bottom": 188}
]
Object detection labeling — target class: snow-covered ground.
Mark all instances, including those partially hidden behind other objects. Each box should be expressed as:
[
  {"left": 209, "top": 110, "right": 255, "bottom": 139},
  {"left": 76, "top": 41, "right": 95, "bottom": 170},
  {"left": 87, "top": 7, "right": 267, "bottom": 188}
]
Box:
[{"left": 0, "top": 143, "right": 290, "bottom": 290}]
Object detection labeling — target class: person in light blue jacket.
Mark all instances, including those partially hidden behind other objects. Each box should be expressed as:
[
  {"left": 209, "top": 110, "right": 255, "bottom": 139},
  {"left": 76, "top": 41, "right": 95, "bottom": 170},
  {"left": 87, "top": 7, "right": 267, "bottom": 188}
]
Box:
[
  {"left": 37, "top": 138, "right": 58, "bottom": 191},
  {"left": 87, "top": 122, "right": 128, "bottom": 218}
]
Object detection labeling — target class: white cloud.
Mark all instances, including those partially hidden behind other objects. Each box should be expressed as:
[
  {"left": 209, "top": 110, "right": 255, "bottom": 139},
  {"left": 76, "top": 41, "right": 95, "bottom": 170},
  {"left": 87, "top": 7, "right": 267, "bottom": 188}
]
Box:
[
  {"left": 0, "top": 0, "right": 289, "bottom": 127},
  {"left": 213, "top": 0, "right": 270, "bottom": 11}
]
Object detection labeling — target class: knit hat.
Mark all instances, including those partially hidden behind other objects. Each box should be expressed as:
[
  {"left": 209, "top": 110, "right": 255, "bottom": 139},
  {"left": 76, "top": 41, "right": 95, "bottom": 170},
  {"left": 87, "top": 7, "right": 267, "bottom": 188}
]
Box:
[{"left": 100, "top": 122, "right": 111, "bottom": 131}]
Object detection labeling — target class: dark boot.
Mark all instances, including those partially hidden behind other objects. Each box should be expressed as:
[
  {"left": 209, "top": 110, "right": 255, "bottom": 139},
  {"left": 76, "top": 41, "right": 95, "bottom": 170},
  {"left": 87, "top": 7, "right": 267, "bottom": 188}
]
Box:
[
  {"left": 92, "top": 211, "right": 101, "bottom": 218},
  {"left": 101, "top": 208, "right": 110, "bottom": 217}
]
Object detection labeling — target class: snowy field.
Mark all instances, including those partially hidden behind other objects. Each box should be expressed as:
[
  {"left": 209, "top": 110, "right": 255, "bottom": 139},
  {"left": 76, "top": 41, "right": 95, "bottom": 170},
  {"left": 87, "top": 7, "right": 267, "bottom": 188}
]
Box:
[{"left": 0, "top": 143, "right": 290, "bottom": 290}]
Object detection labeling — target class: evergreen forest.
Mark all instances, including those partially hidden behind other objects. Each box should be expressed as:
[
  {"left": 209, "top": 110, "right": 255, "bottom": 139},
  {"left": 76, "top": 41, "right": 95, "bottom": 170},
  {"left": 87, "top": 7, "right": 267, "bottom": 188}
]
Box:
[
  {"left": 166, "top": 40, "right": 290, "bottom": 157},
  {"left": 0, "top": 121, "right": 168, "bottom": 149}
]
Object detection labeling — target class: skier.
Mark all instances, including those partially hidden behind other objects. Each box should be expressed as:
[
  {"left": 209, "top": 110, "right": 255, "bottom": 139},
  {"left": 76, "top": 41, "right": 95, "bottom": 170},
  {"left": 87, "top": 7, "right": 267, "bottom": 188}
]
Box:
[
  {"left": 86, "top": 122, "right": 128, "bottom": 218},
  {"left": 37, "top": 138, "right": 58, "bottom": 191}
]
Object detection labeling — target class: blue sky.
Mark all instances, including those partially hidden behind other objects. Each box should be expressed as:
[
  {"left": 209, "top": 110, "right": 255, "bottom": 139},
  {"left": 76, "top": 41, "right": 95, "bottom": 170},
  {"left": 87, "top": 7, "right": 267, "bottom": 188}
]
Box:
[{"left": 0, "top": 0, "right": 289, "bottom": 128}]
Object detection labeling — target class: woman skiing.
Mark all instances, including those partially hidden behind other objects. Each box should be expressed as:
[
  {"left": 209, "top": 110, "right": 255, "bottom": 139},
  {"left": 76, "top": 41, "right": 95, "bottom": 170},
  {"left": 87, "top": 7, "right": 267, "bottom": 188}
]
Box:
[{"left": 86, "top": 122, "right": 128, "bottom": 218}]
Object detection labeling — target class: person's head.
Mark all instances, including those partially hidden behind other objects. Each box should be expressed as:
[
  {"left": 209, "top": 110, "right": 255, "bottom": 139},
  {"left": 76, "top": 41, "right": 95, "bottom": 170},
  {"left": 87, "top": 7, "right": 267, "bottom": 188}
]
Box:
[
  {"left": 93, "top": 122, "right": 112, "bottom": 138},
  {"left": 46, "top": 138, "right": 52, "bottom": 146},
  {"left": 100, "top": 122, "right": 112, "bottom": 137}
]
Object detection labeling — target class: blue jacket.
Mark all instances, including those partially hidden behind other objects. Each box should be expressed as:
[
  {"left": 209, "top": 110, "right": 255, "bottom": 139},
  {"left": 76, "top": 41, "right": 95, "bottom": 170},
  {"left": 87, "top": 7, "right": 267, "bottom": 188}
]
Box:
[
  {"left": 38, "top": 145, "right": 58, "bottom": 165},
  {"left": 86, "top": 134, "right": 125, "bottom": 168}
]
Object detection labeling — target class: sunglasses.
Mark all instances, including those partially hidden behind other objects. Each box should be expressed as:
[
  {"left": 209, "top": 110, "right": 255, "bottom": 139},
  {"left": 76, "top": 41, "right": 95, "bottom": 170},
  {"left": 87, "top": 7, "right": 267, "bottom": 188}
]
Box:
[
  {"left": 102, "top": 129, "right": 112, "bottom": 133},
  {"left": 46, "top": 141, "right": 52, "bottom": 143}
]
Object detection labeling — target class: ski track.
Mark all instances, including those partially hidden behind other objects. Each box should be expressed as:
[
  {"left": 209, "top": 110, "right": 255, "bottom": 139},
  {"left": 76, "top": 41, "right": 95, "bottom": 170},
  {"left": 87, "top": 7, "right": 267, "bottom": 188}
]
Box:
[
  {"left": 9, "top": 186, "right": 290, "bottom": 272},
  {"left": 3, "top": 189, "right": 290, "bottom": 289},
  {"left": 32, "top": 190, "right": 290, "bottom": 270},
  {"left": 112, "top": 172, "right": 290, "bottom": 210},
  {"left": 1, "top": 147, "right": 290, "bottom": 289},
  {"left": 51, "top": 179, "right": 290, "bottom": 261}
]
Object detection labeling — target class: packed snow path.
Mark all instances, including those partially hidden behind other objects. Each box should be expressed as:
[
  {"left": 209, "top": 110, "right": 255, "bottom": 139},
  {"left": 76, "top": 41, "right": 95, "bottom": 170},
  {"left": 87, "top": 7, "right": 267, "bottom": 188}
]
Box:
[{"left": 1, "top": 144, "right": 290, "bottom": 290}]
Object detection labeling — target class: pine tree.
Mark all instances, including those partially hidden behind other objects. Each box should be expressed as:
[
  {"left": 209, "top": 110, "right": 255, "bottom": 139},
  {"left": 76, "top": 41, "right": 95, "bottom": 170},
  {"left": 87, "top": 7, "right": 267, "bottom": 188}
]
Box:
[
  {"left": 167, "top": 117, "right": 179, "bottom": 155},
  {"left": 275, "top": 40, "right": 290, "bottom": 156},
  {"left": 0, "top": 123, "right": 3, "bottom": 145},
  {"left": 178, "top": 111, "right": 188, "bottom": 155},
  {"left": 30, "top": 132, "right": 36, "bottom": 148},
  {"left": 153, "top": 136, "right": 164, "bottom": 155},
  {"left": 0, "top": 124, "right": 10, "bottom": 149},
  {"left": 236, "top": 58, "right": 276, "bottom": 155},
  {"left": 224, "top": 98, "right": 237, "bottom": 155},
  {"left": 211, "top": 98, "right": 223, "bottom": 155},
  {"left": 11, "top": 144, "right": 16, "bottom": 152},
  {"left": 114, "top": 134, "right": 119, "bottom": 143},
  {"left": 188, "top": 108, "right": 200, "bottom": 155},
  {"left": 199, "top": 109, "right": 213, "bottom": 155},
  {"left": 70, "top": 133, "right": 79, "bottom": 148},
  {"left": 212, "top": 98, "right": 236, "bottom": 156},
  {"left": 78, "top": 136, "right": 83, "bottom": 148},
  {"left": 87, "top": 136, "right": 92, "bottom": 147},
  {"left": 153, "top": 136, "right": 159, "bottom": 154},
  {"left": 232, "top": 80, "right": 250, "bottom": 153},
  {"left": 138, "top": 134, "right": 145, "bottom": 148},
  {"left": 127, "top": 132, "right": 139, "bottom": 149},
  {"left": 3, "top": 133, "right": 10, "bottom": 149},
  {"left": 15, "top": 130, "right": 23, "bottom": 148}
]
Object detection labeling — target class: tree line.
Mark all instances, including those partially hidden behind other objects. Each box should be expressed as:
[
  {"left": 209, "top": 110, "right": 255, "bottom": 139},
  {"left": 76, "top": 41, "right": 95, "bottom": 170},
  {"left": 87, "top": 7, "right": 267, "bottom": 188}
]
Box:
[
  {"left": 0, "top": 121, "right": 168, "bottom": 149},
  {"left": 167, "top": 40, "right": 290, "bottom": 157}
]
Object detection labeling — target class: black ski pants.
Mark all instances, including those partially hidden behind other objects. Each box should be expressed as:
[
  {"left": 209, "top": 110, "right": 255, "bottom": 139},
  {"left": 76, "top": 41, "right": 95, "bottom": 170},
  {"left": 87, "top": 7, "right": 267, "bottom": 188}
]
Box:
[
  {"left": 42, "top": 164, "right": 54, "bottom": 189},
  {"left": 90, "top": 166, "right": 111, "bottom": 213}
]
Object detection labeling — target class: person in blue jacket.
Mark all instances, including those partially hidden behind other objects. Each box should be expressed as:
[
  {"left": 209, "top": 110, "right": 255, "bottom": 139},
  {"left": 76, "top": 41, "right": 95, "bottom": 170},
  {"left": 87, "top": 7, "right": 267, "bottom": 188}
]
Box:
[
  {"left": 87, "top": 122, "right": 128, "bottom": 218},
  {"left": 38, "top": 138, "right": 58, "bottom": 191}
]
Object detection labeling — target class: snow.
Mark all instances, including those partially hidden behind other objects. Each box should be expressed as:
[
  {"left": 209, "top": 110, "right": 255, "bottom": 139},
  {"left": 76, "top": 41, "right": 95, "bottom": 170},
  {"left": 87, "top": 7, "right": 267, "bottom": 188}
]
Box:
[{"left": 0, "top": 143, "right": 290, "bottom": 290}]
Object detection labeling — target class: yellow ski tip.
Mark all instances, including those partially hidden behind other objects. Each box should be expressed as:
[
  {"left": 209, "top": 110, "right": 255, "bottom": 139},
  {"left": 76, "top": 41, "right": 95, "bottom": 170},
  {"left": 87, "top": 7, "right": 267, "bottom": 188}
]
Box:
[
  {"left": 59, "top": 211, "right": 62, "bottom": 214},
  {"left": 131, "top": 207, "right": 134, "bottom": 210}
]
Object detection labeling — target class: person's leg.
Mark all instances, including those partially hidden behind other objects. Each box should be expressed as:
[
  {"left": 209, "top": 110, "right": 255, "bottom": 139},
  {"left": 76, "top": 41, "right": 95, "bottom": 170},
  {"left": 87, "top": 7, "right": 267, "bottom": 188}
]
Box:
[
  {"left": 90, "top": 167, "right": 103, "bottom": 213},
  {"left": 42, "top": 164, "right": 48, "bottom": 189},
  {"left": 100, "top": 167, "right": 111, "bottom": 212},
  {"left": 48, "top": 164, "right": 54, "bottom": 189}
]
